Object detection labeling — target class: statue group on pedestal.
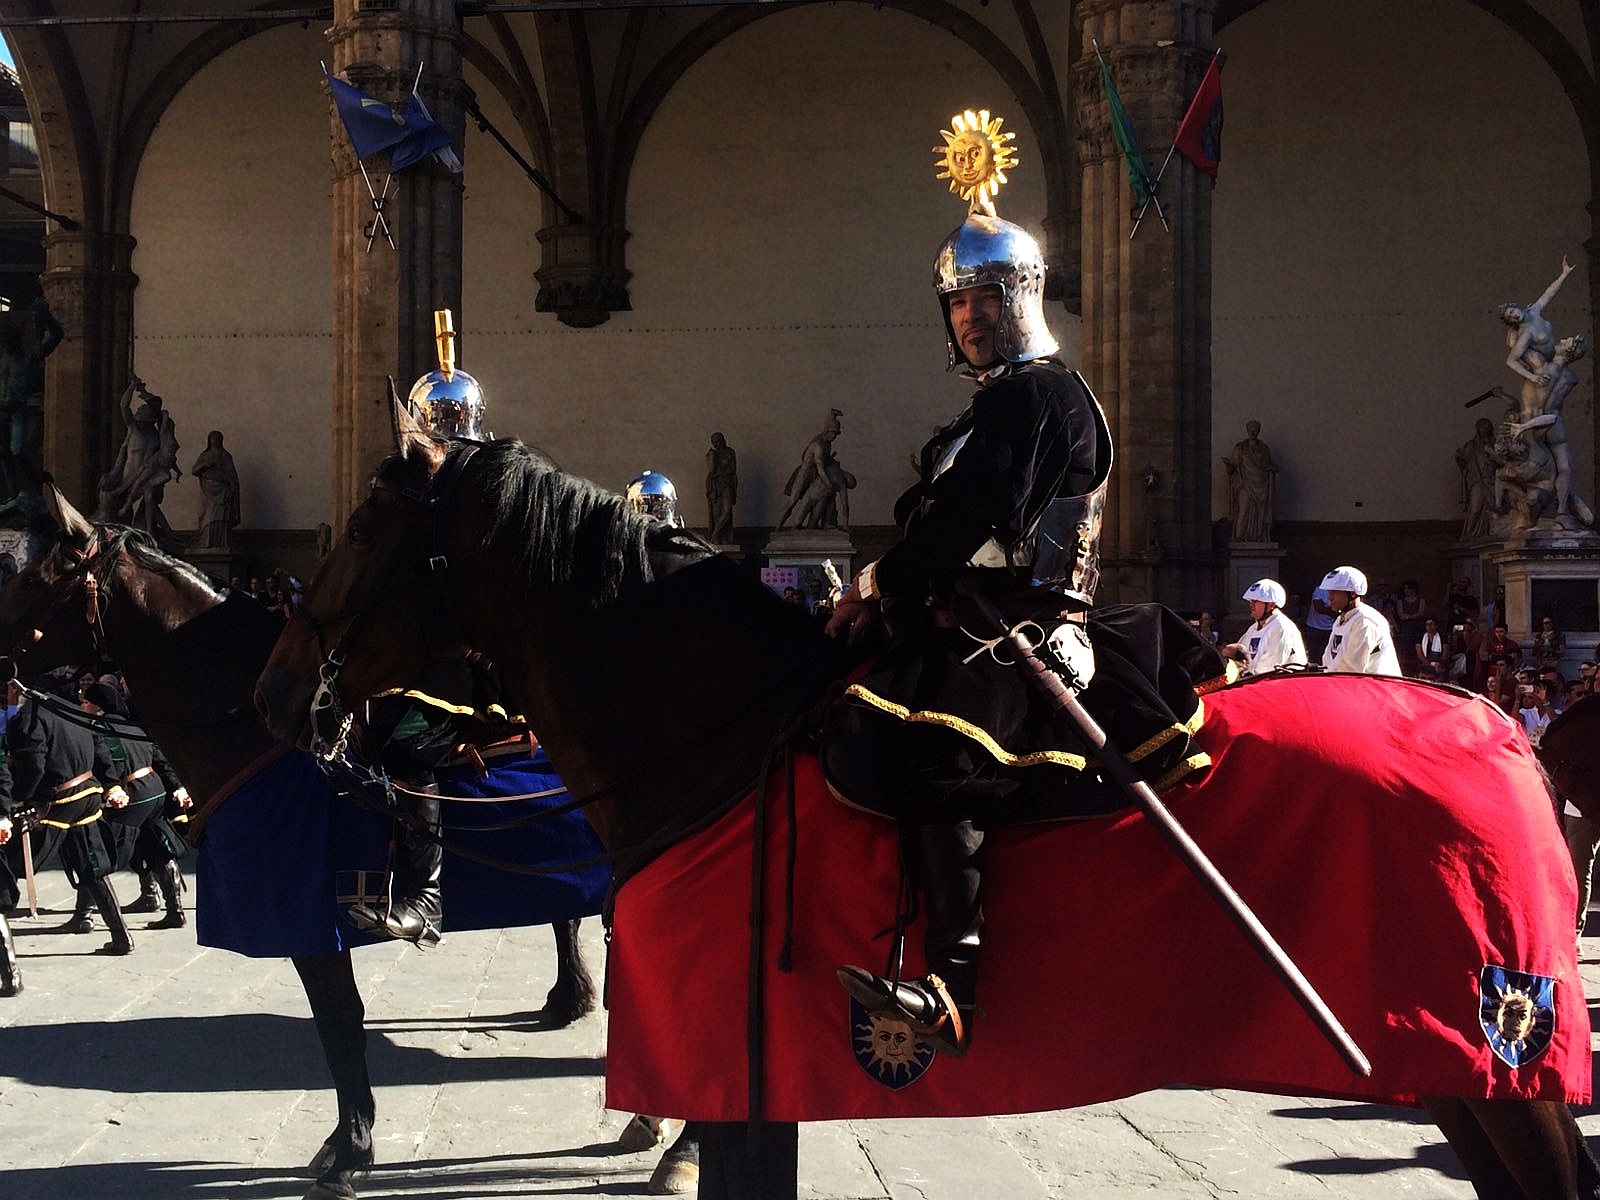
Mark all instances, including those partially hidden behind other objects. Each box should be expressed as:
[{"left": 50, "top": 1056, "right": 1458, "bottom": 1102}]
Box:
[
  {"left": 778, "top": 409, "right": 857, "bottom": 532},
  {"left": 94, "top": 373, "right": 242, "bottom": 550},
  {"left": 1456, "top": 257, "right": 1593, "bottom": 538}
]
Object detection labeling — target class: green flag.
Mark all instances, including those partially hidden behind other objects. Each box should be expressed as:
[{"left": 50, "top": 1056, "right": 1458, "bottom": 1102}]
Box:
[{"left": 1097, "top": 50, "right": 1154, "bottom": 206}]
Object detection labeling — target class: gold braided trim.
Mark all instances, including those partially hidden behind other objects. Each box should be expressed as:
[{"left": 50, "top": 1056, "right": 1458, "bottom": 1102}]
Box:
[
  {"left": 844, "top": 684, "right": 1088, "bottom": 771},
  {"left": 1149, "top": 751, "right": 1213, "bottom": 793},
  {"left": 1194, "top": 664, "right": 1239, "bottom": 696},
  {"left": 843, "top": 686, "right": 1211, "bottom": 781},
  {"left": 372, "top": 687, "right": 524, "bottom": 724},
  {"left": 1121, "top": 697, "right": 1207, "bottom": 765},
  {"left": 39, "top": 806, "right": 103, "bottom": 829}
]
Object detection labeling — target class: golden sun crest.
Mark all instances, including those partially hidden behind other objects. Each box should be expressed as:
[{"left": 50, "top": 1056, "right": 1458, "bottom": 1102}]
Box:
[{"left": 934, "top": 109, "right": 1018, "bottom": 217}]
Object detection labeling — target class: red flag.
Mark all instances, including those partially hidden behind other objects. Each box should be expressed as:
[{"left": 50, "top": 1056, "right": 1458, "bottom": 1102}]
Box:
[{"left": 1174, "top": 51, "right": 1225, "bottom": 180}]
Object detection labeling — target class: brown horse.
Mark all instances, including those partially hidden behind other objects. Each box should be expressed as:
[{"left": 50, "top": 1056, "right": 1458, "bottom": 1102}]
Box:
[
  {"left": 1540, "top": 694, "right": 1600, "bottom": 821},
  {"left": 0, "top": 484, "right": 599, "bottom": 1200},
  {"left": 255, "top": 401, "right": 1600, "bottom": 1200}
]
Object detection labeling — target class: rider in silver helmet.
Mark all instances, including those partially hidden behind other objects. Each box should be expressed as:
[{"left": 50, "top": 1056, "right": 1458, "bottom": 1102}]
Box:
[
  {"left": 625, "top": 470, "right": 685, "bottom": 528},
  {"left": 826, "top": 113, "right": 1221, "bottom": 1057},
  {"left": 349, "top": 317, "right": 498, "bottom": 946}
]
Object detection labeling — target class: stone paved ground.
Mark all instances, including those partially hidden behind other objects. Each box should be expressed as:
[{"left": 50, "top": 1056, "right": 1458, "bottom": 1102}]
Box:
[{"left": 2, "top": 864, "right": 1597, "bottom": 1199}]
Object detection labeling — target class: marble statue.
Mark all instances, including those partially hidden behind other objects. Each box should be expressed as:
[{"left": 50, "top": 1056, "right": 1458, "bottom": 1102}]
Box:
[
  {"left": 97, "top": 375, "right": 181, "bottom": 536},
  {"left": 778, "top": 409, "right": 857, "bottom": 532},
  {"left": 1497, "top": 258, "right": 1595, "bottom": 529},
  {"left": 1455, "top": 417, "right": 1499, "bottom": 540},
  {"left": 705, "top": 431, "right": 738, "bottom": 543},
  {"left": 1220, "top": 419, "right": 1278, "bottom": 544},
  {"left": 191, "top": 429, "right": 241, "bottom": 550}
]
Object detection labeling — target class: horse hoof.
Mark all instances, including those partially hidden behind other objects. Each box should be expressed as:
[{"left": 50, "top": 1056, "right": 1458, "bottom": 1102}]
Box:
[
  {"left": 306, "top": 1137, "right": 338, "bottom": 1177},
  {"left": 617, "top": 1115, "right": 681, "bottom": 1152},
  {"left": 541, "top": 988, "right": 597, "bottom": 1029},
  {"left": 648, "top": 1157, "right": 699, "bottom": 1195},
  {"left": 303, "top": 1182, "right": 359, "bottom": 1200}
]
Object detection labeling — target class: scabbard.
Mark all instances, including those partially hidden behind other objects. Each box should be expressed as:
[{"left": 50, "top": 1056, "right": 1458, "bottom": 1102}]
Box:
[{"left": 20, "top": 825, "right": 36, "bottom": 918}]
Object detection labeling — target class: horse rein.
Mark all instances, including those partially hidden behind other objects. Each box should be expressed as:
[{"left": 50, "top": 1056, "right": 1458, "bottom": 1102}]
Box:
[{"left": 294, "top": 440, "right": 483, "bottom": 762}]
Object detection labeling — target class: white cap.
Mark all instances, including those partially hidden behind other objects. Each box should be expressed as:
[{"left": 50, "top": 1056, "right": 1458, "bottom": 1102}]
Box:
[
  {"left": 1319, "top": 566, "right": 1368, "bottom": 596},
  {"left": 1242, "top": 578, "right": 1286, "bottom": 606}
]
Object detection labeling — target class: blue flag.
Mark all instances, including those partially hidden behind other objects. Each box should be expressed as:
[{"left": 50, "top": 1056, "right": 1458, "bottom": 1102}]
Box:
[
  {"left": 1095, "top": 46, "right": 1154, "bottom": 206},
  {"left": 389, "top": 91, "right": 459, "bottom": 174},
  {"left": 326, "top": 74, "right": 409, "bottom": 161}
]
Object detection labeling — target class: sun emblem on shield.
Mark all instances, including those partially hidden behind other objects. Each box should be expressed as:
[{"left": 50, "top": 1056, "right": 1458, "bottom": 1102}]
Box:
[
  {"left": 934, "top": 109, "right": 1018, "bottom": 217},
  {"left": 849, "top": 997, "right": 936, "bottom": 1089},
  {"left": 1478, "top": 964, "right": 1557, "bottom": 1067}
]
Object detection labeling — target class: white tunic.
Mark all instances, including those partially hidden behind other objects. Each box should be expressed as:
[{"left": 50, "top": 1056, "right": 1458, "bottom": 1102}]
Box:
[
  {"left": 1323, "top": 601, "right": 1402, "bottom": 676},
  {"left": 1241, "top": 608, "right": 1308, "bottom": 676}
]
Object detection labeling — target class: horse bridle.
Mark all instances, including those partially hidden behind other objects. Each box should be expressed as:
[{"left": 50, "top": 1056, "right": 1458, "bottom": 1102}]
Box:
[
  {"left": 0, "top": 527, "right": 134, "bottom": 686},
  {"left": 293, "top": 440, "right": 482, "bottom": 762}
]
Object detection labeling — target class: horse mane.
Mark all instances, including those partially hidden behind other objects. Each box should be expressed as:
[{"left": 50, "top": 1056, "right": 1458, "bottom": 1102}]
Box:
[{"left": 422, "top": 437, "right": 707, "bottom": 607}]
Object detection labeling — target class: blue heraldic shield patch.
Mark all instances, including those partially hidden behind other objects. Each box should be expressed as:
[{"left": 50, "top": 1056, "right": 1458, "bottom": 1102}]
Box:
[
  {"left": 848, "top": 996, "right": 936, "bottom": 1090},
  {"left": 1478, "top": 964, "right": 1557, "bottom": 1067}
]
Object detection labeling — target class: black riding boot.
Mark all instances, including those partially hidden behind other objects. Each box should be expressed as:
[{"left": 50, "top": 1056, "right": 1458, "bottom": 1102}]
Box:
[
  {"left": 838, "top": 820, "right": 985, "bottom": 1056},
  {"left": 349, "top": 789, "right": 442, "bottom": 946},
  {"left": 87, "top": 876, "right": 134, "bottom": 955},
  {"left": 150, "top": 860, "right": 186, "bottom": 929},
  {"left": 124, "top": 870, "right": 160, "bottom": 914},
  {"left": 0, "top": 913, "right": 21, "bottom": 996},
  {"left": 59, "top": 885, "right": 94, "bottom": 934}
]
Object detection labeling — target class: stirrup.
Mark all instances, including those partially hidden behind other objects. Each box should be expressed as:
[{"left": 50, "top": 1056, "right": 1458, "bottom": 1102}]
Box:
[
  {"left": 348, "top": 901, "right": 443, "bottom": 947},
  {"left": 837, "top": 966, "right": 969, "bottom": 1056}
]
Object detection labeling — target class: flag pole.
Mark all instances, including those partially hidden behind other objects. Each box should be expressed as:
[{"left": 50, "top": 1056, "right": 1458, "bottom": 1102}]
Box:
[
  {"left": 360, "top": 161, "right": 397, "bottom": 252},
  {"left": 1130, "top": 145, "right": 1176, "bottom": 240},
  {"left": 1092, "top": 39, "right": 1167, "bottom": 239}
]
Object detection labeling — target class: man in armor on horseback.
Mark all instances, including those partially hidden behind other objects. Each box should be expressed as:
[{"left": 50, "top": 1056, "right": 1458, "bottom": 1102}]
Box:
[{"left": 825, "top": 113, "right": 1221, "bottom": 1056}]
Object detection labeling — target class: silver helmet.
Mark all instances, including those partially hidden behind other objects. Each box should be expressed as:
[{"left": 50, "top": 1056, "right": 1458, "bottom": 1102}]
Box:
[
  {"left": 934, "top": 212, "right": 1059, "bottom": 370},
  {"left": 408, "top": 368, "right": 488, "bottom": 441},
  {"left": 625, "top": 470, "right": 682, "bottom": 526},
  {"left": 407, "top": 308, "right": 489, "bottom": 440}
]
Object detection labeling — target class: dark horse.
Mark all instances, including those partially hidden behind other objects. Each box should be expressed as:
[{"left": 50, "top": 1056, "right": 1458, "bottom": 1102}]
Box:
[
  {"left": 256, "top": 403, "right": 1600, "bottom": 1200},
  {"left": 0, "top": 484, "right": 599, "bottom": 1200}
]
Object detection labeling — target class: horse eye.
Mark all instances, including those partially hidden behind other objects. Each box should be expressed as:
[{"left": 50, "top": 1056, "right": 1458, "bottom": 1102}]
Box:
[{"left": 347, "top": 525, "right": 370, "bottom": 546}]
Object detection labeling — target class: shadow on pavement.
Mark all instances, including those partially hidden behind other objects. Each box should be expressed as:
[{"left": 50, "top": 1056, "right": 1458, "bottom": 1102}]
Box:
[
  {"left": 0, "top": 1011, "right": 602, "bottom": 1095},
  {"left": 2, "top": 1152, "right": 655, "bottom": 1199}
]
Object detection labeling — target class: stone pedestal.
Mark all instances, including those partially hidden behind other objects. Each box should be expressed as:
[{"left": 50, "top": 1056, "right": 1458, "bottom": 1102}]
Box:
[
  {"left": 188, "top": 546, "right": 249, "bottom": 590},
  {"left": 0, "top": 528, "right": 42, "bottom": 571},
  {"left": 1485, "top": 525, "right": 1600, "bottom": 679},
  {"left": 1225, "top": 542, "right": 1287, "bottom": 629},
  {"left": 762, "top": 529, "right": 856, "bottom": 600}
]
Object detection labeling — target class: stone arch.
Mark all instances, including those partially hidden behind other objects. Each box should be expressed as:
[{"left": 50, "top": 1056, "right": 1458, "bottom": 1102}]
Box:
[{"left": 603, "top": 0, "right": 1071, "bottom": 311}]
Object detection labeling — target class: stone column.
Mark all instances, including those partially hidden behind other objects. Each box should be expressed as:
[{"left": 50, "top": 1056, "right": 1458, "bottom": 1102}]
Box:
[
  {"left": 39, "top": 229, "right": 137, "bottom": 511},
  {"left": 1074, "top": 0, "right": 1217, "bottom": 610},
  {"left": 327, "top": 0, "right": 468, "bottom": 528}
]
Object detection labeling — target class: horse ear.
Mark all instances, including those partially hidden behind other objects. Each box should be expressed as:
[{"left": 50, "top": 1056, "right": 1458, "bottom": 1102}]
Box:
[
  {"left": 42, "top": 481, "right": 93, "bottom": 549},
  {"left": 389, "top": 376, "right": 445, "bottom": 472}
]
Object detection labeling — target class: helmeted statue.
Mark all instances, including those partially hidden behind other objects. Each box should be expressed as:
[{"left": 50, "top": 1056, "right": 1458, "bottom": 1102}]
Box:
[
  {"left": 824, "top": 110, "right": 1221, "bottom": 1058},
  {"left": 778, "top": 410, "right": 856, "bottom": 531}
]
